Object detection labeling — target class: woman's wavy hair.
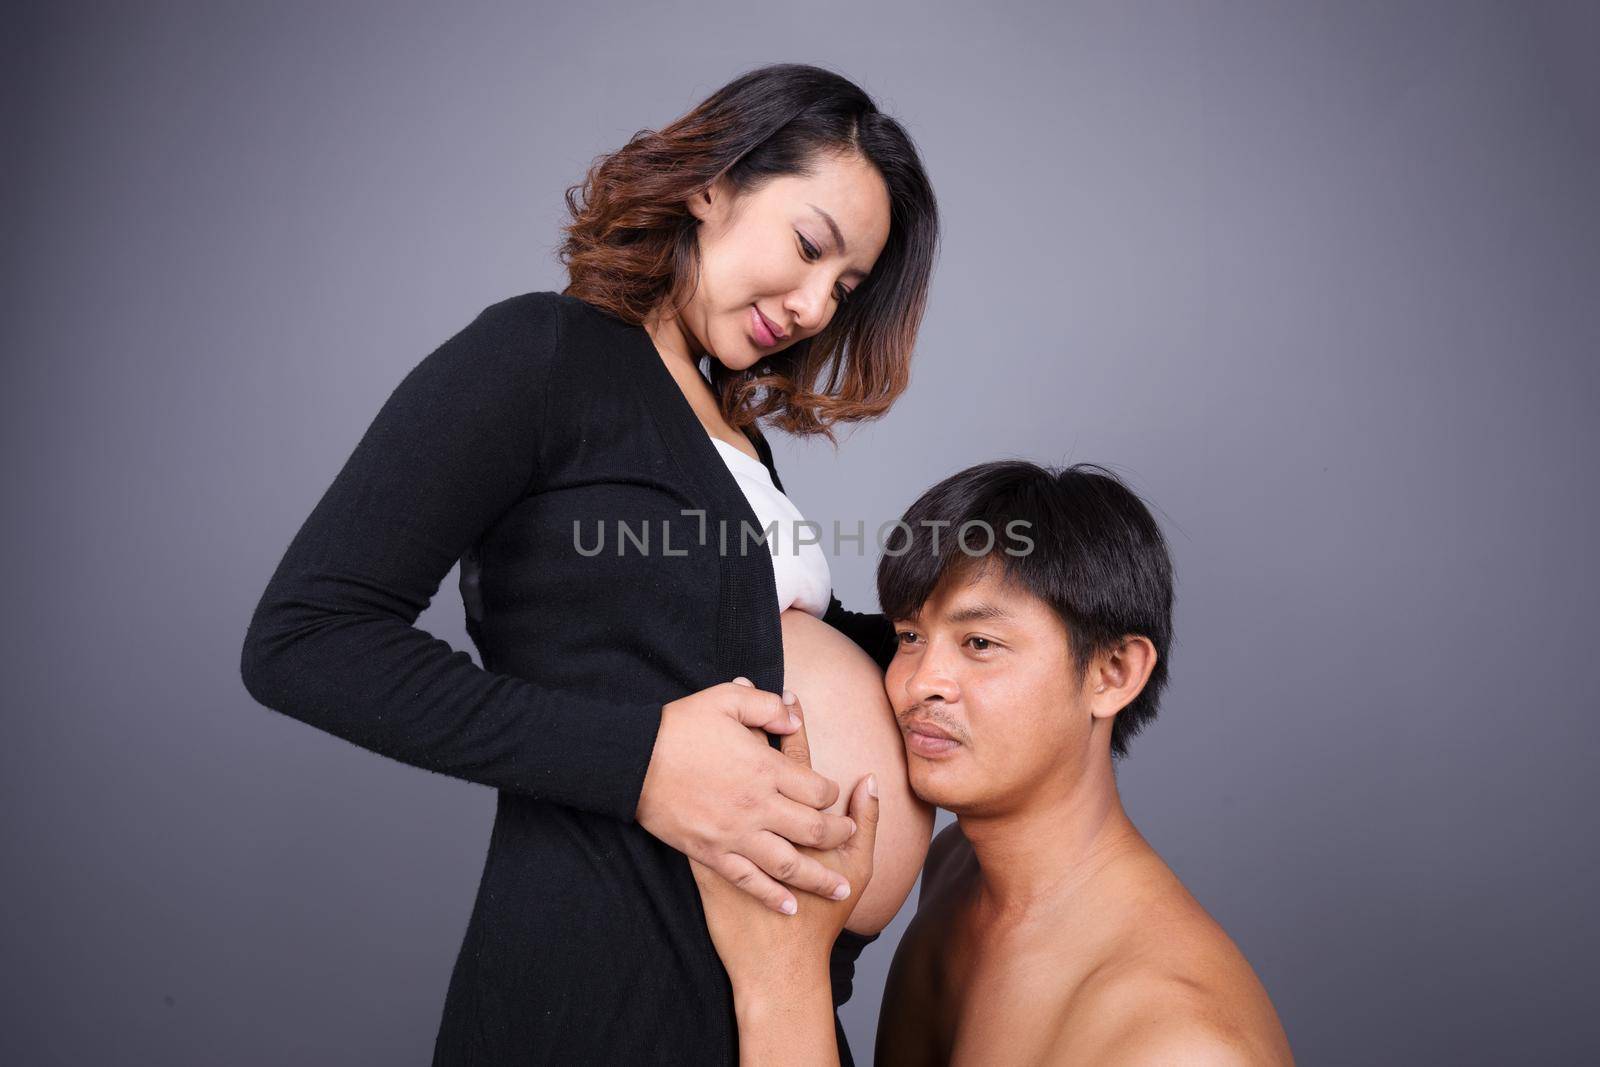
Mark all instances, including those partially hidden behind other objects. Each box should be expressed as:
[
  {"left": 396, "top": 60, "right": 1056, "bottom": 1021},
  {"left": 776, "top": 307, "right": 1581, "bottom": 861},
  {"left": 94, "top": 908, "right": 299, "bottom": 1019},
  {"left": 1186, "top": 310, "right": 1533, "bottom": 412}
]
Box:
[{"left": 559, "top": 63, "right": 939, "bottom": 442}]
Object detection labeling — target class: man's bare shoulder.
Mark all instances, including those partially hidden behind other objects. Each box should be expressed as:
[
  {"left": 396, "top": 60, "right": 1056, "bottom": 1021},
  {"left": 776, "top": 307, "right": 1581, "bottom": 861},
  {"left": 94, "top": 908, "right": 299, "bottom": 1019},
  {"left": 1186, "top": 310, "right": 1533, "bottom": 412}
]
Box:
[
  {"left": 1054, "top": 1005, "right": 1276, "bottom": 1067},
  {"left": 888, "top": 824, "right": 974, "bottom": 979},
  {"left": 877, "top": 822, "right": 975, "bottom": 1065},
  {"left": 918, "top": 820, "right": 974, "bottom": 905},
  {"left": 1047, "top": 904, "right": 1294, "bottom": 1066},
  {"left": 890, "top": 821, "right": 972, "bottom": 965}
]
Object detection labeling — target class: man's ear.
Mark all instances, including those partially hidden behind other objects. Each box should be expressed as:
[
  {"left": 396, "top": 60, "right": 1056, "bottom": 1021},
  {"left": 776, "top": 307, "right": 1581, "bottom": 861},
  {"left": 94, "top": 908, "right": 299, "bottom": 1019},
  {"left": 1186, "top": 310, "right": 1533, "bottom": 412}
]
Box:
[{"left": 1087, "top": 635, "right": 1158, "bottom": 721}]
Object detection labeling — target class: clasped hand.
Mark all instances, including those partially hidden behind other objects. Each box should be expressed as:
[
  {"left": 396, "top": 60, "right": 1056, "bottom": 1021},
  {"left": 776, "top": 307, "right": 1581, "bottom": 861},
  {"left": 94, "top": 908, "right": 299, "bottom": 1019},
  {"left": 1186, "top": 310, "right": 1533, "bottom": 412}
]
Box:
[
  {"left": 689, "top": 692, "right": 879, "bottom": 989},
  {"left": 636, "top": 676, "right": 866, "bottom": 915}
]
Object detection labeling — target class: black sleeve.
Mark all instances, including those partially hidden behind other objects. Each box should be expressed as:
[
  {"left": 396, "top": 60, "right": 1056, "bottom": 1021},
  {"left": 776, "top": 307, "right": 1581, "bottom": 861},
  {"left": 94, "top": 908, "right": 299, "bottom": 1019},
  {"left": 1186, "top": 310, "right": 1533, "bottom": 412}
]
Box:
[
  {"left": 829, "top": 928, "right": 881, "bottom": 1067},
  {"left": 239, "top": 295, "right": 662, "bottom": 822},
  {"left": 821, "top": 591, "right": 898, "bottom": 672}
]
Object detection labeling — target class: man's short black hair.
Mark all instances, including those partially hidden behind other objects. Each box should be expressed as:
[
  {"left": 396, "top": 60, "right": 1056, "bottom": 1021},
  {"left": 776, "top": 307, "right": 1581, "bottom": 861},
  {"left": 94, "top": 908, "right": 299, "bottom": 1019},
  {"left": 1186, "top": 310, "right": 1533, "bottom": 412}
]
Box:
[{"left": 877, "top": 461, "right": 1175, "bottom": 758}]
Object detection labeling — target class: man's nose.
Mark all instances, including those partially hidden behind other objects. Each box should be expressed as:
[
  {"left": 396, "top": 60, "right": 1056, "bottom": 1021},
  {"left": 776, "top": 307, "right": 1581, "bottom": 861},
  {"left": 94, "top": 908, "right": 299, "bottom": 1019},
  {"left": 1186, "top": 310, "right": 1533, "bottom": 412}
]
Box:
[{"left": 905, "top": 646, "right": 959, "bottom": 706}]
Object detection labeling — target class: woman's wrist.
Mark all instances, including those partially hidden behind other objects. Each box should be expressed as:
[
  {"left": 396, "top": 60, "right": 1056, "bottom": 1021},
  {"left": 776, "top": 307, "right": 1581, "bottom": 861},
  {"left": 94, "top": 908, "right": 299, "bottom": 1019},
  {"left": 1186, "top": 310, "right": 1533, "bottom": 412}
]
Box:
[{"left": 731, "top": 952, "right": 832, "bottom": 1013}]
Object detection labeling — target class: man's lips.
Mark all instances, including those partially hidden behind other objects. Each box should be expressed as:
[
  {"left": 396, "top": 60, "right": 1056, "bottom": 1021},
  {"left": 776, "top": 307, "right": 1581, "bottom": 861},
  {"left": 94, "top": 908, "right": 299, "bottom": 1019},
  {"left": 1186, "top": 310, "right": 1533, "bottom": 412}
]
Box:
[
  {"left": 903, "top": 718, "right": 957, "bottom": 741},
  {"left": 903, "top": 717, "right": 962, "bottom": 757}
]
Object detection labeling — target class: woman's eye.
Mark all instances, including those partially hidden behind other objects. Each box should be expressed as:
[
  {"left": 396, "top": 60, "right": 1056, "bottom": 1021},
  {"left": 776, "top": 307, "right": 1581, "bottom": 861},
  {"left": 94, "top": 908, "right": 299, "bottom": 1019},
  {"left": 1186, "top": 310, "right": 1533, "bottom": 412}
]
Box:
[{"left": 799, "top": 233, "right": 852, "bottom": 304}]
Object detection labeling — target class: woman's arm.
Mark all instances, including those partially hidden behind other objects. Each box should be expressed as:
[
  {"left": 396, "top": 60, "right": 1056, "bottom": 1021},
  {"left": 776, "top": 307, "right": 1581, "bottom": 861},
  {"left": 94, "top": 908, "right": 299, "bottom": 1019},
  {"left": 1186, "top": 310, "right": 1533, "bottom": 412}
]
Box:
[
  {"left": 239, "top": 294, "right": 854, "bottom": 913},
  {"left": 692, "top": 699, "right": 878, "bottom": 1067},
  {"left": 733, "top": 968, "right": 841, "bottom": 1067},
  {"left": 239, "top": 294, "right": 662, "bottom": 819}
]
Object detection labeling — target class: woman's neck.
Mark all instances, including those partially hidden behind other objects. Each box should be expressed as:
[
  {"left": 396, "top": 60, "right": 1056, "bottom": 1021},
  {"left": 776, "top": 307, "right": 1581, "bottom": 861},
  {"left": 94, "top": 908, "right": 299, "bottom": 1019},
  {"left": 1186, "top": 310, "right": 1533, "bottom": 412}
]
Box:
[
  {"left": 644, "top": 306, "right": 751, "bottom": 449},
  {"left": 643, "top": 307, "right": 705, "bottom": 380}
]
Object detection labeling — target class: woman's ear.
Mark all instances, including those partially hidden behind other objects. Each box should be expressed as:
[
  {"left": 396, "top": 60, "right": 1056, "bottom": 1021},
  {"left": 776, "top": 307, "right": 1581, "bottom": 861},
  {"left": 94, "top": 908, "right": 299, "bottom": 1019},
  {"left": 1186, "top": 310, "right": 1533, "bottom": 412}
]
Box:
[{"left": 687, "top": 176, "right": 730, "bottom": 224}]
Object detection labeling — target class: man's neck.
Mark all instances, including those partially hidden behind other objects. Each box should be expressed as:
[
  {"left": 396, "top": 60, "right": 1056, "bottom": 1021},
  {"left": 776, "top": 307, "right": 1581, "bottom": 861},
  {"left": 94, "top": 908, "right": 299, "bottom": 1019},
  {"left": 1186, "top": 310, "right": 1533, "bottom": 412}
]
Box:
[{"left": 956, "top": 755, "right": 1153, "bottom": 931}]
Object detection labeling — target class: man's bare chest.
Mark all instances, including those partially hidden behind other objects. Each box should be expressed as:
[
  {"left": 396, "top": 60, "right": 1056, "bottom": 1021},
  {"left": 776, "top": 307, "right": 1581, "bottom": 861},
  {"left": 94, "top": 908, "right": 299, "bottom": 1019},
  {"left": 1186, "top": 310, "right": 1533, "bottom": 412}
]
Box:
[{"left": 933, "top": 930, "right": 1077, "bottom": 1065}]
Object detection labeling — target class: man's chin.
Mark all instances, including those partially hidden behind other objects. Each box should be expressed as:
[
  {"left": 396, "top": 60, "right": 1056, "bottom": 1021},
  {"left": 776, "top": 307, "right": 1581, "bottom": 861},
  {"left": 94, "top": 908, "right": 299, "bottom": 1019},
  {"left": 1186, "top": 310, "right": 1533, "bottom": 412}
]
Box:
[{"left": 906, "top": 757, "right": 972, "bottom": 810}]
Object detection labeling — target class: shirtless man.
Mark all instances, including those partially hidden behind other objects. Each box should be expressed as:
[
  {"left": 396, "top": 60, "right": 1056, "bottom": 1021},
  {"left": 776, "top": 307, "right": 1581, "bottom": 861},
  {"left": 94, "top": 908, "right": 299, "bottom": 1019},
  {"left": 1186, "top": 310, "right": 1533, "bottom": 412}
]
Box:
[{"left": 692, "top": 460, "right": 1293, "bottom": 1065}]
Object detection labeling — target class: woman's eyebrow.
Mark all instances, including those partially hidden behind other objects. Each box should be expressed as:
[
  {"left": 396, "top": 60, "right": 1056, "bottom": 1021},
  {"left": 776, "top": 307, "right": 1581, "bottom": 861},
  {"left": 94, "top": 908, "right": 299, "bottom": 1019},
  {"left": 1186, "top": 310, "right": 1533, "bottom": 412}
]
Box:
[
  {"left": 807, "top": 203, "right": 847, "bottom": 254},
  {"left": 807, "top": 203, "right": 869, "bottom": 281}
]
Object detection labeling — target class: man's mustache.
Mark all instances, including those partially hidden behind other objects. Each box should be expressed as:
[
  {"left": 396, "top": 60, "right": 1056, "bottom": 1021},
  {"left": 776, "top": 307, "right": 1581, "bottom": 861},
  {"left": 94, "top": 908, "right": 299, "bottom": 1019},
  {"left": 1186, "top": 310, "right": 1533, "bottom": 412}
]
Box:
[{"left": 895, "top": 704, "right": 969, "bottom": 745}]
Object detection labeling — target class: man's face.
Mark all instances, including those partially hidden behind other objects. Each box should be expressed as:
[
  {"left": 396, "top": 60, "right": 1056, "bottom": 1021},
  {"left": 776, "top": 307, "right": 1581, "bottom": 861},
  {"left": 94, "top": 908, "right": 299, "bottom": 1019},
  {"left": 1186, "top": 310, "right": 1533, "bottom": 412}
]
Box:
[
  {"left": 885, "top": 563, "right": 1095, "bottom": 817},
  {"left": 681, "top": 151, "right": 890, "bottom": 372}
]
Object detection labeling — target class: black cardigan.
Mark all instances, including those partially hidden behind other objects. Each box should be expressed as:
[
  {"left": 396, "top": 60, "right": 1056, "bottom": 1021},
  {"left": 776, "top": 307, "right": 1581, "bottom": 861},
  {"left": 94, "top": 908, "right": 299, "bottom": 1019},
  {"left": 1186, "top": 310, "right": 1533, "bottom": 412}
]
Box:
[{"left": 240, "top": 291, "right": 897, "bottom": 1065}]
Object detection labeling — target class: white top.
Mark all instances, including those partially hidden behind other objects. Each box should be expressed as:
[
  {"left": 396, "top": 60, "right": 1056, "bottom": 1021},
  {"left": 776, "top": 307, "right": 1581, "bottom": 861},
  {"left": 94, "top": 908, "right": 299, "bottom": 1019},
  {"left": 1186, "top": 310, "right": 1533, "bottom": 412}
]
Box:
[{"left": 710, "top": 437, "right": 833, "bottom": 618}]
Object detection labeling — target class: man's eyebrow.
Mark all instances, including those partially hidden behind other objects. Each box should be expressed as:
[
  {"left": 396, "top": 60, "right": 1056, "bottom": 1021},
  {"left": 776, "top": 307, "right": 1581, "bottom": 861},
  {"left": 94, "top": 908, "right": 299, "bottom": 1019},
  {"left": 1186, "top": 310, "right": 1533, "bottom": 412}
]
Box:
[
  {"left": 945, "top": 602, "right": 1014, "bottom": 624},
  {"left": 895, "top": 602, "right": 1014, "bottom": 626},
  {"left": 808, "top": 203, "right": 868, "bottom": 281}
]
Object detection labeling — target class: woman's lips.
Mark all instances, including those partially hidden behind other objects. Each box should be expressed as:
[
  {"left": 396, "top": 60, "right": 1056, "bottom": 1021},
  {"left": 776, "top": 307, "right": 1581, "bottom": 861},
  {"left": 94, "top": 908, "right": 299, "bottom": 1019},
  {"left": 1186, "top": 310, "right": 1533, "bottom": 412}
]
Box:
[{"left": 750, "top": 305, "right": 783, "bottom": 347}]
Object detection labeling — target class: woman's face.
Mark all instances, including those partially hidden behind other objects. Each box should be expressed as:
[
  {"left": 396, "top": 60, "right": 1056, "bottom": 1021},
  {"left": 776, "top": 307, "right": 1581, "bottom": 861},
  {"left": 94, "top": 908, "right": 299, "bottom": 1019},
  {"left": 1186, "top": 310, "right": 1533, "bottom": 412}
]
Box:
[{"left": 680, "top": 151, "right": 892, "bottom": 371}]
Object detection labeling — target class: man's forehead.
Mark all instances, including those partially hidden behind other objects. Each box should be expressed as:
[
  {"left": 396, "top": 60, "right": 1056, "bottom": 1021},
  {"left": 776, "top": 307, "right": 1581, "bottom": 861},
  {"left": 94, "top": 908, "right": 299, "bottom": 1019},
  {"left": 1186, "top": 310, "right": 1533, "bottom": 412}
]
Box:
[
  {"left": 903, "top": 568, "right": 1039, "bottom": 624},
  {"left": 934, "top": 600, "right": 1015, "bottom": 624}
]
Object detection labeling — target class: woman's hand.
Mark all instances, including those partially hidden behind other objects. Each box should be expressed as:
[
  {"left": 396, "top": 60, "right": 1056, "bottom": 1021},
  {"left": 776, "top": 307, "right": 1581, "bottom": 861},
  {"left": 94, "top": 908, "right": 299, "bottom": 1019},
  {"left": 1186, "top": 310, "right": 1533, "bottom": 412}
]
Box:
[
  {"left": 637, "top": 678, "right": 861, "bottom": 915},
  {"left": 689, "top": 696, "right": 880, "bottom": 996}
]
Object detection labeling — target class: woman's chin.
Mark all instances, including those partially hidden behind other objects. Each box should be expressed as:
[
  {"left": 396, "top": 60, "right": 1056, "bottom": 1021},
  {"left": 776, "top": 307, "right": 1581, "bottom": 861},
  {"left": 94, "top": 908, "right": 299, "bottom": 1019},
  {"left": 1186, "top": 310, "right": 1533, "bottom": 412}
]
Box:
[{"left": 708, "top": 345, "right": 761, "bottom": 374}]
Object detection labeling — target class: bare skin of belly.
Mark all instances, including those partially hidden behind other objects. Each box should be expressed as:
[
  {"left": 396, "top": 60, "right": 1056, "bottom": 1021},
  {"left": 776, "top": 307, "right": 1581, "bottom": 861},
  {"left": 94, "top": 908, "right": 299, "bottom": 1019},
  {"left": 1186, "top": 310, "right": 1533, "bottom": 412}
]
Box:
[{"left": 779, "top": 607, "right": 934, "bottom": 935}]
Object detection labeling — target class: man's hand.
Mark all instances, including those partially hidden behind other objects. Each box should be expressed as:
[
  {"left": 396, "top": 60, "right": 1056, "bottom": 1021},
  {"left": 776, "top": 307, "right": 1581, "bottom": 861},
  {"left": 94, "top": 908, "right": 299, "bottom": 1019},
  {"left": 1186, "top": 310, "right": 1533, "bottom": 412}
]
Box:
[
  {"left": 689, "top": 691, "right": 880, "bottom": 996},
  {"left": 637, "top": 678, "right": 861, "bottom": 916}
]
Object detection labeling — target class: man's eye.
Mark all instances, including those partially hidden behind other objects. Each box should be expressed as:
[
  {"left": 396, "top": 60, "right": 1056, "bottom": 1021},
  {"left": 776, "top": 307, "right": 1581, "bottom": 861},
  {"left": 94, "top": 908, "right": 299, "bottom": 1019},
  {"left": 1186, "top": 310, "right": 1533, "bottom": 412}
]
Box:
[
  {"left": 967, "top": 637, "right": 992, "bottom": 651},
  {"left": 896, "top": 630, "right": 920, "bottom": 646}
]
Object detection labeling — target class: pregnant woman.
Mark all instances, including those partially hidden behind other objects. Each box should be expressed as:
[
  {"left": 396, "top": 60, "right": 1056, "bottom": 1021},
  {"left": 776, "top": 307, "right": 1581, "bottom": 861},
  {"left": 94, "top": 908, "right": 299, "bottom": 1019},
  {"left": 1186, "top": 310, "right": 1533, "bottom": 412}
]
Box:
[{"left": 240, "top": 63, "right": 938, "bottom": 1064}]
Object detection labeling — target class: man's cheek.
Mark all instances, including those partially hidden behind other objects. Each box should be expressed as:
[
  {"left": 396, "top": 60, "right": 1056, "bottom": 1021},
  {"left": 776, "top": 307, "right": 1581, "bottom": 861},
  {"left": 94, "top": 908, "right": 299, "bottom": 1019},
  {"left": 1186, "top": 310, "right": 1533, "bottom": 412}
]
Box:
[{"left": 883, "top": 666, "right": 909, "bottom": 710}]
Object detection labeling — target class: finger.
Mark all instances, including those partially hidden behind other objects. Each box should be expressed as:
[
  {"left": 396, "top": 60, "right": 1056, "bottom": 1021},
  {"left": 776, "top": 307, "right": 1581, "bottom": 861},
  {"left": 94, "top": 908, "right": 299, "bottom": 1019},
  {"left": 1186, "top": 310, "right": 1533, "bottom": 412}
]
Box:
[
  {"left": 746, "top": 831, "right": 852, "bottom": 903},
  {"left": 722, "top": 683, "right": 798, "bottom": 734},
  {"left": 766, "top": 795, "right": 858, "bottom": 852},
  {"left": 778, "top": 694, "right": 814, "bottom": 770},
  {"left": 712, "top": 851, "right": 798, "bottom": 916},
  {"left": 840, "top": 774, "right": 881, "bottom": 878},
  {"left": 729, "top": 679, "right": 769, "bottom": 742},
  {"left": 774, "top": 757, "right": 842, "bottom": 811}
]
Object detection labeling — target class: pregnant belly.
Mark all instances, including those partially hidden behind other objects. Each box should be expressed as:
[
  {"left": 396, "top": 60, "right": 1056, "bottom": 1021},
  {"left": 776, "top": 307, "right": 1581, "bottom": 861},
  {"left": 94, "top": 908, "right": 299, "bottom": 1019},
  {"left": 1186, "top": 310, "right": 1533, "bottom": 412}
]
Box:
[{"left": 779, "top": 607, "right": 935, "bottom": 935}]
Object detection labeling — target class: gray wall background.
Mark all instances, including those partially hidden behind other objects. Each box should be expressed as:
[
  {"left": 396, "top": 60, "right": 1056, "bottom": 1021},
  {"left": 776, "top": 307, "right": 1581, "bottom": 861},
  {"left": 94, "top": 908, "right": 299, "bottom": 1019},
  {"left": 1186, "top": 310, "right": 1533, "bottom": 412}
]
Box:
[{"left": 5, "top": 1, "right": 1596, "bottom": 1063}]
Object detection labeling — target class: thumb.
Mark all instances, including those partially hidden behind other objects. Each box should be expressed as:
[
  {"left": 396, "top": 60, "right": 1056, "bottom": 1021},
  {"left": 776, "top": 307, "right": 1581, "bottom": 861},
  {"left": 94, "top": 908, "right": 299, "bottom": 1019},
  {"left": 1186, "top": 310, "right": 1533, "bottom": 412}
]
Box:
[
  {"left": 778, "top": 694, "right": 814, "bottom": 770},
  {"left": 840, "top": 773, "right": 880, "bottom": 877},
  {"left": 722, "top": 680, "right": 798, "bottom": 734}
]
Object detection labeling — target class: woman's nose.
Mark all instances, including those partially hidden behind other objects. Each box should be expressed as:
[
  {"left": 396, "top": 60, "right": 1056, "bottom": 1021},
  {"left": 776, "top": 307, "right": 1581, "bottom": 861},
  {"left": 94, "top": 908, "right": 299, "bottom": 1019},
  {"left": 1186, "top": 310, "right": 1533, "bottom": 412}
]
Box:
[{"left": 782, "top": 279, "right": 831, "bottom": 334}]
